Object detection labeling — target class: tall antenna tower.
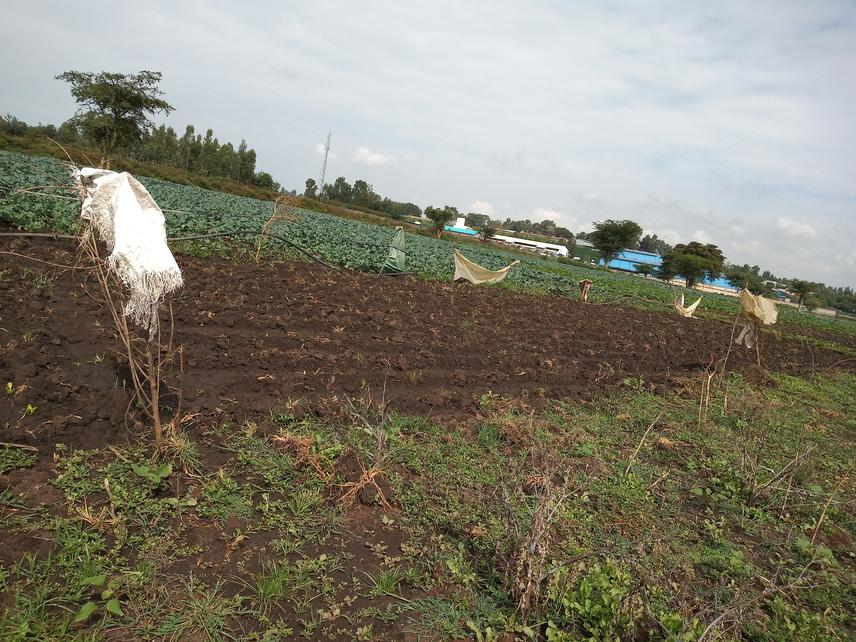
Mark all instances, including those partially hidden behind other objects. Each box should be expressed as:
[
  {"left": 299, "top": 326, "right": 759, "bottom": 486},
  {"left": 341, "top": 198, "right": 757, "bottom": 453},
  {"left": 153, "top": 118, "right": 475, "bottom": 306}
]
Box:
[{"left": 318, "top": 130, "right": 331, "bottom": 193}]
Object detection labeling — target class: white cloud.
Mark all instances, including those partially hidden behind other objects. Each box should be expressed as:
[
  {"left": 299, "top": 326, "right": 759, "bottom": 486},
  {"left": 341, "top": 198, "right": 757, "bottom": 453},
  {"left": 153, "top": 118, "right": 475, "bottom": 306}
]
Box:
[
  {"left": 776, "top": 217, "right": 818, "bottom": 238},
  {"left": 353, "top": 147, "right": 394, "bottom": 166},
  {"left": 528, "top": 207, "right": 579, "bottom": 230},
  {"left": 469, "top": 200, "right": 495, "bottom": 216},
  {"left": 655, "top": 228, "right": 682, "bottom": 245},
  {"left": 731, "top": 239, "right": 763, "bottom": 253},
  {"left": 691, "top": 230, "right": 713, "bottom": 244}
]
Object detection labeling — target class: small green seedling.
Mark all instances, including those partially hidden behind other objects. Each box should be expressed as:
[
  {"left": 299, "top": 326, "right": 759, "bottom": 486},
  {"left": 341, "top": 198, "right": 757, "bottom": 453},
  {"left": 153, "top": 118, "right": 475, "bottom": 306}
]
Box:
[
  {"left": 574, "top": 443, "right": 595, "bottom": 457},
  {"left": 74, "top": 575, "right": 124, "bottom": 623},
  {"left": 5, "top": 382, "right": 12, "bottom": 396},
  {"left": 622, "top": 376, "right": 645, "bottom": 391},
  {"left": 467, "top": 621, "right": 499, "bottom": 642},
  {"left": 132, "top": 462, "right": 173, "bottom": 489}
]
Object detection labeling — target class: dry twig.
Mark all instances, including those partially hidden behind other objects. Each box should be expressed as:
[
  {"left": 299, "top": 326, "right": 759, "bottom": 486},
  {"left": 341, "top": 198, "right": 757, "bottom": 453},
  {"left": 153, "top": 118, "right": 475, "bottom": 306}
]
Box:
[
  {"left": 338, "top": 458, "right": 391, "bottom": 509},
  {"left": 624, "top": 410, "right": 664, "bottom": 476}
]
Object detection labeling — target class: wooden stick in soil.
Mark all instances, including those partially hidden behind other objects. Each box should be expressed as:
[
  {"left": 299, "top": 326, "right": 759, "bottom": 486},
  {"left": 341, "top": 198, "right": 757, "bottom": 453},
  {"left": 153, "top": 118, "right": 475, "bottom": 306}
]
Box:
[
  {"left": 87, "top": 233, "right": 150, "bottom": 419},
  {"left": 175, "top": 345, "right": 185, "bottom": 423},
  {"left": 146, "top": 343, "right": 162, "bottom": 445},
  {"left": 0, "top": 442, "right": 38, "bottom": 452},
  {"left": 811, "top": 472, "right": 850, "bottom": 546},
  {"left": 716, "top": 309, "right": 742, "bottom": 387},
  {"left": 755, "top": 321, "right": 761, "bottom": 367},
  {"left": 625, "top": 410, "right": 664, "bottom": 476}
]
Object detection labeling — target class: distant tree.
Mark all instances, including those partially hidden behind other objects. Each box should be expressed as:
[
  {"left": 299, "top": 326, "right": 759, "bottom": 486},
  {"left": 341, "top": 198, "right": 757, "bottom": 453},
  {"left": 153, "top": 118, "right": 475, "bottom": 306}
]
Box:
[
  {"left": 56, "top": 70, "right": 174, "bottom": 155},
  {"left": 236, "top": 142, "right": 256, "bottom": 184},
  {"left": 804, "top": 293, "right": 824, "bottom": 312},
  {"left": 662, "top": 252, "right": 709, "bottom": 289},
  {"left": 322, "top": 176, "right": 353, "bottom": 202},
  {"left": 56, "top": 119, "right": 81, "bottom": 144},
  {"left": 504, "top": 218, "right": 532, "bottom": 232},
  {"left": 252, "top": 172, "right": 278, "bottom": 191},
  {"left": 661, "top": 242, "right": 725, "bottom": 289},
  {"left": 534, "top": 219, "right": 557, "bottom": 236},
  {"left": 399, "top": 202, "right": 422, "bottom": 217},
  {"left": 352, "top": 179, "right": 381, "bottom": 208},
  {"left": 561, "top": 235, "right": 576, "bottom": 254},
  {"left": 656, "top": 262, "right": 676, "bottom": 283},
  {"left": 478, "top": 223, "right": 498, "bottom": 241},
  {"left": 0, "top": 114, "right": 29, "bottom": 136},
  {"left": 789, "top": 279, "right": 814, "bottom": 312},
  {"left": 465, "top": 213, "right": 490, "bottom": 228},
  {"left": 381, "top": 200, "right": 421, "bottom": 218},
  {"left": 635, "top": 263, "right": 653, "bottom": 277},
  {"left": 178, "top": 125, "right": 197, "bottom": 171},
  {"left": 216, "top": 141, "right": 238, "bottom": 178},
  {"left": 723, "top": 265, "right": 768, "bottom": 294},
  {"left": 425, "top": 205, "right": 458, "bottom": 238},
  {"left": 554, "top": 226, "right": 575, "bottom": 240},
  {"left": 589, "top": 219, "right": 643, "bottom": 268},
  {"left": 638, "top": 233, "right": 672, "bottom": 255},
  {"left": 304, "top": 178, "right": 318, "bottom": 198},
  {"left": 197, "top": 128, "right": 219, "bottom": 175}
]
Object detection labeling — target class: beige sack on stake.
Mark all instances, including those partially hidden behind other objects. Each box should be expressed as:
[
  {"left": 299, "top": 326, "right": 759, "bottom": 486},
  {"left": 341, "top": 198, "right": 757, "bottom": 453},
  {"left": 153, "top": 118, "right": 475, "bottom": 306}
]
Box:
[
  {"left": 453, "top": 249, "right": 519, "bottom": 285},
  {"left": 735, "top": 289, "right": 778, "bottom": 349},
  {"left": 675, "top": 293, "right": 702, "bottom": 318},
  {"left": 739, "top": 289, "right": 778, "bottom": 325}
]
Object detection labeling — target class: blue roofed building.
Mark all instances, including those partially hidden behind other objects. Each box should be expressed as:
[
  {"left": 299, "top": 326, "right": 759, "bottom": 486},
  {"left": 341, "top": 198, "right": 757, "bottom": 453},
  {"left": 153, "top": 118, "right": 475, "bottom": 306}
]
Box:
[
  {"left": 599, "top": 249, "right": 739, "bottom": 294},
  {"left": 443, "top": 217, "right": 479, "bottom": 236},
  {"left": 600, "top": 249, "right": 662, "bottom": 272}
]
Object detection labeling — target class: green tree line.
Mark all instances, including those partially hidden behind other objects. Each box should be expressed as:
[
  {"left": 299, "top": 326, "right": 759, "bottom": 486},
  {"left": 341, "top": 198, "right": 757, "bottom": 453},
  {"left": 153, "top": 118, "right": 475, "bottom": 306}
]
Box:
[
  {"left": 303, "top": 176, "right": 421, "bottom": 219},
  {"left": 1, "top": 115, "right": 279, "bottom": 192},
  {"left": 2, "top": 70, "right": 281, "bottom": 191}
]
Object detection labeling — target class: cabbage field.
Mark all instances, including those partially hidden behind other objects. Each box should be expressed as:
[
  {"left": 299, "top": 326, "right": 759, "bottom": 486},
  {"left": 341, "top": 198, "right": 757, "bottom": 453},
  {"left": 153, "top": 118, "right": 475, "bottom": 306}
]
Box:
[{"left": 1, "top": 149, "right": 853, "bottom": 337}]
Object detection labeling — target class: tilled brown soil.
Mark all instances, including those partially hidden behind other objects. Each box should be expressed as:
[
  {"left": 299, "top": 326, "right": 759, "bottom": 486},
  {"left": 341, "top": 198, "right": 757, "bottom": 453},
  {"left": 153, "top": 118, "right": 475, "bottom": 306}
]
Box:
[{"left": 0, "top": 238, "right": 847, "bottom": 450}]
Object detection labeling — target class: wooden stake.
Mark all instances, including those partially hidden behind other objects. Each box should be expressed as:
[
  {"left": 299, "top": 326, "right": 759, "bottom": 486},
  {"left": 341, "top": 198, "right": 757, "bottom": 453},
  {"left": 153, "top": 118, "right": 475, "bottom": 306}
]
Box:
[
  {"left": 625, "top": 410, "right": 664, "bottom": 476},
  {"left": 146, "top": 344, "right": 162, "bottom": 445},
  {"left": 0, "top": 442, "right": 38, "bottom": 452}
]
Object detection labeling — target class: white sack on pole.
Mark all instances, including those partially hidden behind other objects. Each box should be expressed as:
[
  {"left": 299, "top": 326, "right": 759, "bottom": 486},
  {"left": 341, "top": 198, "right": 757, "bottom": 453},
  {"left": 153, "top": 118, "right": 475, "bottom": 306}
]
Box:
[
  {"left": 739, "top": 288, "right": 778, "bottom": 325},
  {"left": 76, "top": 168, "right": 183, "bottom": 336},
  {"left": 453, "top": 249, "right": 519, "bottom": 285},
  {"left": 674, "top": 293, "right": 702, "bottom": 318},
  {"left": 734, "top": 289, "right": 777, "bottom": 349}
]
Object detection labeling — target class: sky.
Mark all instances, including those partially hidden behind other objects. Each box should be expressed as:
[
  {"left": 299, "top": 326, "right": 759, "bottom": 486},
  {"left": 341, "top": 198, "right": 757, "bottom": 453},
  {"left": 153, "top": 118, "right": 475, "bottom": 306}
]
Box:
[{"left": 2, "top": 1, "right": 855, "bottom": 287}]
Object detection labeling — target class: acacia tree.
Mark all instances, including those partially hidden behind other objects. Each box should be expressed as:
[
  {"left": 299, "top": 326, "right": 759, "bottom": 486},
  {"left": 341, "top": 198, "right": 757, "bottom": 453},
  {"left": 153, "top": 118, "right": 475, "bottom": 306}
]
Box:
[
  {"left": 56, "top": 70, "right": 174, "bottom": 155},
  {"left": 589, "top": 219, "right": 643, "bottom": 268},
  {"left": 638, "top": 233, "right": 672, "bottom": 255},
  {"left": 466, "top": 213, "right": 490, "bottom": 228},
  {"left": 661, "top": 242, "right": 725, "bottom": 289},
  {"left": 425, "top": 206, "right": 458, "bottom": 238},
  {"left": 723, "top": 264, "right": 768, "bottom": 294},
  {"left": 789, "top": 279, "right": 814, "bottom": 311},
  {"left": 662, "top": 252, "right": 709, "bottom": 289}
]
